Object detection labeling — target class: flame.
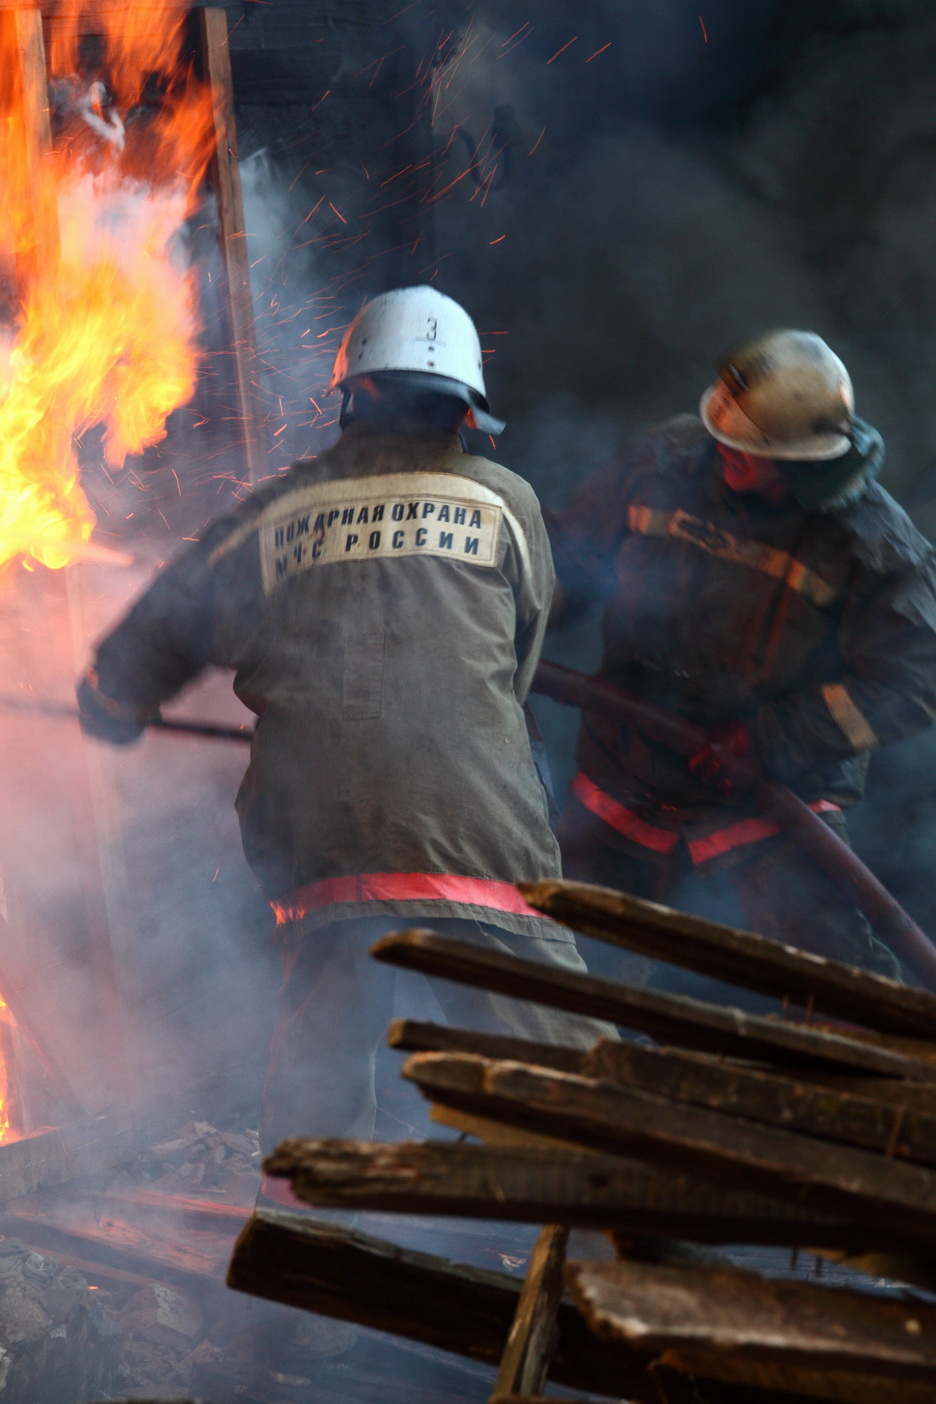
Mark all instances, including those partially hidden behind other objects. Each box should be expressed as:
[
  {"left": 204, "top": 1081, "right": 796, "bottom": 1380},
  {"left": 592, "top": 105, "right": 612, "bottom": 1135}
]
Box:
[
  {"left": 0, "top": 994, "right": 13, "bottom": 1144},
  {"left": 0, "top": 0, "right": 216, "bottom": 571}
]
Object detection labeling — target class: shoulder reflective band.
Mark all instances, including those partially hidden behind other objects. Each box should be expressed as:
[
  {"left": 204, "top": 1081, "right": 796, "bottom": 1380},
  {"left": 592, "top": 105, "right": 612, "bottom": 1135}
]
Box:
[
  {"left": 270, "top": 872, "right": 549, "bottom": 925},
  {"left": 627, "top": 505, "right": 840, "bottom": 608},
  {"left": 821, "top": 682, "right": 879, "bottom": 751},
  {"left": 572, "top": 772, "right": 680, "bottom": 854}
]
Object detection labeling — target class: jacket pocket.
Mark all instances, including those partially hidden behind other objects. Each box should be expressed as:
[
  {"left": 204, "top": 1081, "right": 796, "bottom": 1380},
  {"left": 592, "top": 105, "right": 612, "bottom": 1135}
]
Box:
[{"left": 342, "top": 632, "right": 385, "bottom": 720}]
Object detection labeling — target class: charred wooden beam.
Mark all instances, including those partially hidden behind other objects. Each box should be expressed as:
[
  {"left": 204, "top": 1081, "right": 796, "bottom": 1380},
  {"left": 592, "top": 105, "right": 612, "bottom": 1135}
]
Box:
[
  {"left": 521, "top": 881, "right": 936, "bottom": 1043},
  {"left": 403, "top": 1053, "right": 936, "bottom": 1252},
  {"left": 569, "top": 1257, "right": 936, "bottom": 1402},
  {"left": 387, "top": 1020, "right": 587, "bottom": 1074},
  {"left": 226, "top": 1211, "right": 849, "bottom": 1404},
  {"left": 226, "top": 1209, "right": 643, "bottom": 1399},
  {"left": 263, "top": 1136, "right": 872, "bottom": 1247},
  {"left": 371, "top": 931, "right": 936, "bottom": 1079},
  {"left": 585, "top": 1039, "right": 936, "bottom": 1168}
]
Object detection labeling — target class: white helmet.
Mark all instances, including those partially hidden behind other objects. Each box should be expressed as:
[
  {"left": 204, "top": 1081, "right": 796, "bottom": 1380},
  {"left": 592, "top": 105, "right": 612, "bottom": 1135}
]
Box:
[
  {"left": 329, "top": 286, "right": 504, "bottom": 433},
  {"left": 700, "top": 329, "right": 854, "bottom": 461}
]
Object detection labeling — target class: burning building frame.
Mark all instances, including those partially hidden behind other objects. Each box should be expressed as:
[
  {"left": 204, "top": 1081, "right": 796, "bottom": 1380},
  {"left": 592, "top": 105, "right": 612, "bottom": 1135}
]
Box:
[{"left": 0, "top": 0, "right": 263, "bottom": 1148}]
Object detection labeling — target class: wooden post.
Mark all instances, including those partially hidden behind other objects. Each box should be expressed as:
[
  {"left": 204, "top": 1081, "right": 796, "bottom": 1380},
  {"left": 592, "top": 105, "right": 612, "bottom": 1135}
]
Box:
[
  {"left": 197, "top": 6, "right": 264, "bottom": 485},
  {"left": 491, "top": 1224, "right": 569, "bottom": 1402}
]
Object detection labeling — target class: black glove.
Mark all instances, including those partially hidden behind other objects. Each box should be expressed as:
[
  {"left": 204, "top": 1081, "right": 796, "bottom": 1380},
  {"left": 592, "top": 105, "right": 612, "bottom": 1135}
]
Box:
[{"left": 77, "top": 671, "right": 156, "bottom": 746}]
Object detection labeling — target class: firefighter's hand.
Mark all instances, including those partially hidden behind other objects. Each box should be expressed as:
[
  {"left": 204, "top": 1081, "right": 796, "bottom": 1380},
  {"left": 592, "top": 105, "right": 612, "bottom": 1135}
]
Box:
[
  {"left": 77, "top": 672, "right": 155, "bottom": 746},
  {"left": 689, "top": 720, "right": 763, "bottom": 795}
]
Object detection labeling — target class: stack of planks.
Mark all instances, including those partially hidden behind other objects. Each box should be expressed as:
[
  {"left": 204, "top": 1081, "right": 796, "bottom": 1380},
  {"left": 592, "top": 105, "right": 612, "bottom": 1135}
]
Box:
[{"left": 228, "top": 879, "right": 936, "bottom": 1404}]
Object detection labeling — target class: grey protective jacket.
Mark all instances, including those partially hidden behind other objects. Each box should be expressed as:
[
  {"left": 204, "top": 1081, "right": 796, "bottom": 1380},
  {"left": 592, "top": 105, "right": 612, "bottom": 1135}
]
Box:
[
  {"left": 550, "top": 414, "right": 936, "bottom": 817},
  {"left": 84, "top": 425, "right": 563, "bottom": 936}
]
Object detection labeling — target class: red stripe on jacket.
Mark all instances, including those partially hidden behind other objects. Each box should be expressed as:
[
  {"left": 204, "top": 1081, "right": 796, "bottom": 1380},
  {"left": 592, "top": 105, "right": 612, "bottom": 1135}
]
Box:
[
  {"left": 573, "top": 770, "right": 839, "bottom": 864},
  {"left": 572, "top": 771, "right": 680, "bottom": 854},
  {"left": 271, "top": 871, "right": 547, "bottom": 925},
  {"left": 686, "top": 800, "right": 840, "bottom": 865}
]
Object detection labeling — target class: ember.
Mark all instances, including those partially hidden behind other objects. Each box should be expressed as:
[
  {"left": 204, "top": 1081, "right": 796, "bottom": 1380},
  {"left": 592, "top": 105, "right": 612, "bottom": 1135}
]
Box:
[{"left": 0, "top": 0, "right": 216, "bottom": 573}]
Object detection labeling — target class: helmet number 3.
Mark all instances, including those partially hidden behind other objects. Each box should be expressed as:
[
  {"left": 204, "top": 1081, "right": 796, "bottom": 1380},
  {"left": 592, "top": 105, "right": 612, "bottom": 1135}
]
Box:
[{"left": 425, "top": 318, "right": 437, "bottom": 342}]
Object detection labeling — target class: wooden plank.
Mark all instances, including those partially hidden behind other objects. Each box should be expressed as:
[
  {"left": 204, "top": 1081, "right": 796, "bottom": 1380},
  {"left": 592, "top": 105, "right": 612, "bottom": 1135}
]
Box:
[
  {"left": 521, "top": 880, "right": 936, "bottom": 1043},
  {"left": 263, "top": 1135, "right": 873, "bottom": 1247},
  {"left": 403, "top": 1052, "right": 936, "bottom": 1252},
  {"left": 492, "top": 1225, "right": 568, "bottom": 1399},
  {"left": 197, "top": 6, "right": 264, "bottom": 484},
  {"left": 226, "top": 1209, "right": 647, "bottom": 1400},
  {"left": 585, "top": 1039, "right": 936, "bottom": 1168},
  {"left": 371, "top": 931, "right": 936, "bottom": 1079},
  {"left": 787, "top": 1070, "right": 936, "bottom": 1112},
  {"left": 387, "top": 1020, "right": 588, "bottom": 1074},
  {"left": 569, "top": 1258, "right": 936, "bottom": 1401}
]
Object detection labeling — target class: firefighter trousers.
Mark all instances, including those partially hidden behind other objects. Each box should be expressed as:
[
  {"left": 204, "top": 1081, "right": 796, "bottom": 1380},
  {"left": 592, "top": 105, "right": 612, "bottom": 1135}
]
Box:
[
  {"left": 259, "top": 914, "right": 614, "bottom": 1155},
  {"left": 556, "top": 794, "right": 902, "bottom": 982}
]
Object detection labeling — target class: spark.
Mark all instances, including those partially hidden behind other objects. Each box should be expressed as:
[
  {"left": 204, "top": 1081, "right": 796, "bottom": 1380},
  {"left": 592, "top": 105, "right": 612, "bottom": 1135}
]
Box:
[
  {"left": 527, "top": 127, "right": 546, "bottom": 156},
  {"left": 546, "top": 36, "right": 578, "bottom": 64},
  {"left": 586, "top": 42, "right": 612, "bottom": 62},
  {"left": 699, "top": 15, "right": 708, "bottom": 41},
  {"left": 489, "top": 235, "right": 506, "bottom": 245}
]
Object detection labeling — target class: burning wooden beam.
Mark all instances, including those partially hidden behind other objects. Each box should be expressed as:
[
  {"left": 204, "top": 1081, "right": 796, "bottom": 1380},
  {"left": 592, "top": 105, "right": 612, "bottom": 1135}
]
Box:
[{"left": 0, "top": 4, "right": 59, "bottom": 288}]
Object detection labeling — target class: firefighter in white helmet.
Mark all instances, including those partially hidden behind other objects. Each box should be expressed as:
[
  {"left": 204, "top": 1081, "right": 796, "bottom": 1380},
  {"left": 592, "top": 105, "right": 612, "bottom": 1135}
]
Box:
[
  {"left": 78, "top": 284, "right": 612, "bottom": 1162},
  {"left": 549, "top": 328, "right": 936, "bottom": 979}
]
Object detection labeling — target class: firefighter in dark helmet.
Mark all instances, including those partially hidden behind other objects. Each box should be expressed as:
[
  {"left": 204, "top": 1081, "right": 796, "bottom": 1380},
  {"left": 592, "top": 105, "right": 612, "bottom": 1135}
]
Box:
[{"left": 549, "top": 329, "right": 936, "bottom": 976}]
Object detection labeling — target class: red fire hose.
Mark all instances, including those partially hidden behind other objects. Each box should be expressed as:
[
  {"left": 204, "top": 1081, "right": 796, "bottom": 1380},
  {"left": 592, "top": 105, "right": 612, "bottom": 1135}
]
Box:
[{"left": 532, "top": 659, "right": 936, "bottom": 990}]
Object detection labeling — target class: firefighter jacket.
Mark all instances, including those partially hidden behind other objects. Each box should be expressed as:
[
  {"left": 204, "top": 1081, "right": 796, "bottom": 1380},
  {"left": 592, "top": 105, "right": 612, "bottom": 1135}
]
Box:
[
  {"left": 550, "top": 414, "right": 936, "bottom": 862},
  {"left": 82, "top": 425, "right": 564, "bottom": 937}
]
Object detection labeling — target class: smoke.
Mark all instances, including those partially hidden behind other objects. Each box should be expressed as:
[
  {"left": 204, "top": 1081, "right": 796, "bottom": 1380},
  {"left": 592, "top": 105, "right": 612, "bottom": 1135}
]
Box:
[{"left": 376, "top": 2, "right": 936, "bottom": 939}]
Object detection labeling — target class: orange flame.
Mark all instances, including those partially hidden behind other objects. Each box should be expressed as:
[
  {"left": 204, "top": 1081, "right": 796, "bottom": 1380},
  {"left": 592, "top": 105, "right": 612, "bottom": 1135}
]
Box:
[{"left": 0, "top": 0, "right": 216, "bottom": 571}]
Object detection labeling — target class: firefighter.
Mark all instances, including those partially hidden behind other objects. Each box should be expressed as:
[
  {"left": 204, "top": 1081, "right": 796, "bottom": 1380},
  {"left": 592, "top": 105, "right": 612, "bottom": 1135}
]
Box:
[
  {"left": 549, "top": 329, "right": 936, "bottom": 976},
  {"left": 78, "top": 285, "right": 611, "bottom": 1161}
]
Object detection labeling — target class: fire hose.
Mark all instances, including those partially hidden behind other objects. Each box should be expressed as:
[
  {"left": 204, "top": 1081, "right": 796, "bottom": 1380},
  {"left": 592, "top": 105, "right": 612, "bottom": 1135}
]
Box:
[{"left": 531, "top": 659, "right": 936, "bottom": 990}]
